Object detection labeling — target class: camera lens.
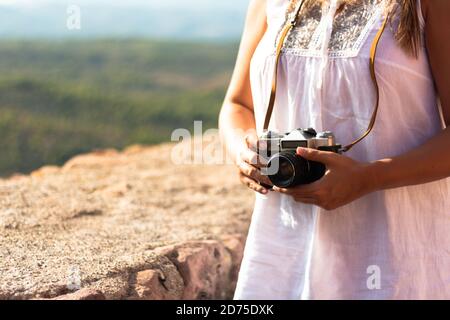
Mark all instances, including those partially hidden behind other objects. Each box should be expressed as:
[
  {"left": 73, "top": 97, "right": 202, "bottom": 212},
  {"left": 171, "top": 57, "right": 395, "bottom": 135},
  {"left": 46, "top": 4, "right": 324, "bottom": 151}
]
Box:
[
  {"left": 267, "top": 150, "right": 327, "bottom": 188},
  {"left": 267, "top": 151, "right": 308, "bottom": 188},
  {"left": 278, "top": 159, "right": 295, "bottom": 178}
]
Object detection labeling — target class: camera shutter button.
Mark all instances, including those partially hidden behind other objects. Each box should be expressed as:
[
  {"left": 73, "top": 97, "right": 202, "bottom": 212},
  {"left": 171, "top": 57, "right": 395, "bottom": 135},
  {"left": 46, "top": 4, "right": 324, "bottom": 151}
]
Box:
[{"left": 302, "top": 128, "right": 317, "bottom": 137}]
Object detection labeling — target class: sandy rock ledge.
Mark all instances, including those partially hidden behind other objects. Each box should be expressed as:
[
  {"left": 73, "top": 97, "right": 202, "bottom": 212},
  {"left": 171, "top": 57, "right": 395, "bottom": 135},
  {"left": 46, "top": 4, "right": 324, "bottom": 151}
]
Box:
[
  {"left": 53, "top": 236, "right": 245, "bottom": 300},
  {"left": 0, "top": 141, "right": 254, "bottom": 300}
]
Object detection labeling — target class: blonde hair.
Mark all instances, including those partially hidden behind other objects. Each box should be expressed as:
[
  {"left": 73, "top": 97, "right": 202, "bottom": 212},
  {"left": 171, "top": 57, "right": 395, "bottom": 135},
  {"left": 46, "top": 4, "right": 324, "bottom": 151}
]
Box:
[
  {"left": 389, "top": 0, "right": 421, "bottom": 57},
  {"left": 298, "top": 0, "right": 421, "bottom": 57}
]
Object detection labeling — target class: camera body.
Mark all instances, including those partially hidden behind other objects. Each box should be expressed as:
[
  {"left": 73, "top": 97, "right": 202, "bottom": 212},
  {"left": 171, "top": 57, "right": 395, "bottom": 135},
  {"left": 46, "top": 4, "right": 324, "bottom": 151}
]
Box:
[{"left": 258, "top": 128, "right": 341, "bottom": 188}]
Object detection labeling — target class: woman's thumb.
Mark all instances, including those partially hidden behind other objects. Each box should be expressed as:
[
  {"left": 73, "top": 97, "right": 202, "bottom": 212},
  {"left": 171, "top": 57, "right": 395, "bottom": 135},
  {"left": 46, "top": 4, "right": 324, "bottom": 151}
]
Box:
[{"left": 296, "top": 147, "right": 336, "bottom": 165}]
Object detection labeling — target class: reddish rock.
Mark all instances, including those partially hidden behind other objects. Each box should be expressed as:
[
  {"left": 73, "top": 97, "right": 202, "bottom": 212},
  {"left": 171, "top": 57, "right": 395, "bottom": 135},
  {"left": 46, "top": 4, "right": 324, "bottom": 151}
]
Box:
[
  {"left": 31, "top": 166, "right": 60, "bottom": 178},
  {"left": 134, "top": 270, "right": 163, "bottom": 299},
  {"left": 63, "top": 149, "right": 121, "bottom": 170},
  {"left": 155, "top": 240, "right": 233, "bottom": 300},
  {"left": 53, "top": 288, "right": 105, "bottom": 300},
  {"left": 8, "top": 174, "right": 27, "bottom": 181},
  {"left": 123, "top": 145, "right": 147, "bottom": 155},
  {"left": 132, "top": 269, "right": 177, "bottom": 300}
]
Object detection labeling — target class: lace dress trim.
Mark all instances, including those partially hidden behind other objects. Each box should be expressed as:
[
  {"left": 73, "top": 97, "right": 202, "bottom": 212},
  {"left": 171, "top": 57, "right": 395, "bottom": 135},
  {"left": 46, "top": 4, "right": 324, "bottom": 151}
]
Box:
[{"left": 276, "top": 0, "right": 384, "bottom": 58}]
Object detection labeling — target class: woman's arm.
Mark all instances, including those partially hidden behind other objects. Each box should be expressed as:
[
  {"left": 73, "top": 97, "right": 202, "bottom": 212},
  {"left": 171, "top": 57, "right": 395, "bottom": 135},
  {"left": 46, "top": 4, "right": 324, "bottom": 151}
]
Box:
[
  {"left": 274, "top": 1, "right": 450, "bottom": 210},
  {"left": 369, "top": 0, "right": 450, "bottom": 190},
  {"left": 219, "top": 0, "right": 272, "bottom": 194}
]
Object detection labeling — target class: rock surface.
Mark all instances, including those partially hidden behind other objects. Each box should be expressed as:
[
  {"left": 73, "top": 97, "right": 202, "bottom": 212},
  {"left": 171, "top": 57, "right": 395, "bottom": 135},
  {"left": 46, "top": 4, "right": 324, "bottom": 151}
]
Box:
[{"left": 0, "top": 139, "right": 254, "bottom": 300}]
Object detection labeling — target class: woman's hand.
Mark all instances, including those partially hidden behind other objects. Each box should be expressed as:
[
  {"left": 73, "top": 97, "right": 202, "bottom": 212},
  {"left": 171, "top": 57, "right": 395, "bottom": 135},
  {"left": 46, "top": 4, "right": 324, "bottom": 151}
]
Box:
[
  {"left": 236, "top": 133, "right": 273, "bottom": 194},
  {"left": 273, "top": 147, "right": 377, "bottom": 210}
]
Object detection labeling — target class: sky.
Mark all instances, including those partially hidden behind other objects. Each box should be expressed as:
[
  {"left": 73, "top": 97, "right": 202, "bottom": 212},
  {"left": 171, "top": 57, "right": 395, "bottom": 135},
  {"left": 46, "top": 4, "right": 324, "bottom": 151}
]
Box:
[
  {"left": 0, "top": 0, "right": 250, "bottom": 39},
  {"left": 0, "top": 0, "right": 248, "bottom": 10}
]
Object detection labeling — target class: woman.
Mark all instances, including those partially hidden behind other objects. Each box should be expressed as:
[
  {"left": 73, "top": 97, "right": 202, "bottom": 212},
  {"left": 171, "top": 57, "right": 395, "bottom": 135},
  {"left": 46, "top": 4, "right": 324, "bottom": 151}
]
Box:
[{"left": 219, "top": 0, "right": 450, "bottom": 299}]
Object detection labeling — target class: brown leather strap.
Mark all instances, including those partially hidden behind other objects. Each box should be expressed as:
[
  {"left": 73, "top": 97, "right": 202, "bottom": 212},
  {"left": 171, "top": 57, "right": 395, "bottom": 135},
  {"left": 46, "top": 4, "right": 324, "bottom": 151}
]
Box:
[
  {"left": 262, "top": 1, "right": 390, "bottom": 153},
  {"left": 263, "top": 0, "right": 306, "bottom": 130},
  {"left": 341, "top": 11, "right": 389, "bottom": 152}
]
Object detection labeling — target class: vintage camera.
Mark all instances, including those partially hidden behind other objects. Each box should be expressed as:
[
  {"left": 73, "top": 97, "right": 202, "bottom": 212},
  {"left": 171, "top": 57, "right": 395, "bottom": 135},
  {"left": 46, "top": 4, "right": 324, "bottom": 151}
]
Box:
[{"left": 258, "top": 128, "right": 341, "bottom": 188}]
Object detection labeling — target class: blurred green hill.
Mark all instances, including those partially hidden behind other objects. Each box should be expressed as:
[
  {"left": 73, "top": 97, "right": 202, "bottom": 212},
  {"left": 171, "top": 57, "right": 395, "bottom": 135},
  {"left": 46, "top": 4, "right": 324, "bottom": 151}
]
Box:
[{"left": 0, "top": 40, "right": 237, "bottom": 176}]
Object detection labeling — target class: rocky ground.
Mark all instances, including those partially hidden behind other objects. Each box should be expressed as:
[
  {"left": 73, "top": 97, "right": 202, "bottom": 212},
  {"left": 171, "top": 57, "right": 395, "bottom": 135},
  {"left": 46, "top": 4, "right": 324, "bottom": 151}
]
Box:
[{"left": 0, "top": 138, "right": 254, "bottom": 300}]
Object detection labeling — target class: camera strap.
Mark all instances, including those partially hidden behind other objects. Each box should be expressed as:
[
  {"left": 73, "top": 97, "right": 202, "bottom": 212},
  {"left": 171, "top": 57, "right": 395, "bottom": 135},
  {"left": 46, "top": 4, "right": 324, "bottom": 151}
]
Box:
[{"left": 262, "top": 0, "right": 390, "bottom": 153}]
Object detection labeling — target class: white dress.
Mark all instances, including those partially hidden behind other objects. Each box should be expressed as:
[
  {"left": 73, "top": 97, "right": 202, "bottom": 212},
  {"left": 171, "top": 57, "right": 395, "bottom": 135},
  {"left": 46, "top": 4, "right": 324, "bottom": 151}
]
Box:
[{"left": 234, "top": 0, "right": 450, "bottom": 300}]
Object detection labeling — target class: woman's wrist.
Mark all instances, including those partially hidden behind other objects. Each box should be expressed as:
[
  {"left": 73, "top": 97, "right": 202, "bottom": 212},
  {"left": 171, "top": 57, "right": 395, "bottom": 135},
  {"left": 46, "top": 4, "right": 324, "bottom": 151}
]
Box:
[
  {"left": 364, "top": 159, "right": 394, "bottom": 192},
  {"left": 362, "top": 128, "right": 450, "bottom": 192}
]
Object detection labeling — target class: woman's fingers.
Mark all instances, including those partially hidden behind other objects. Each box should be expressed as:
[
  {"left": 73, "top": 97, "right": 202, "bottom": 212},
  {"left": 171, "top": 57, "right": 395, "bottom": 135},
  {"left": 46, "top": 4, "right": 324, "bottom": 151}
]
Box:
[
  {"left": 245, "top": 133, "right": 258, "bottom": 151},
  {"left": 293, "top": 197, "right": 318, "bottom": 205},
  {"left": 239, "top": 172, "right": 268, "bottom": 194},
  {"left": 273, "top": 183, "right": 317, "bottom": 197},
  {"left": 273, "top": 186, "right": 321, "bottom": 205},
  {"left": 273, "top": 184, "right": 334, "bottom": 208},
  {"left": 238, "top": 160, "right": 272, "bottom": 186},
  {"left": 240, "top": 147, "right": 268, "bottom": 168},
  {"left": 236, "top": 138, "right": 273, "bottom": 191},
  {"left": 296, "top": 147, "right": 338, "bottom": 166}
]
